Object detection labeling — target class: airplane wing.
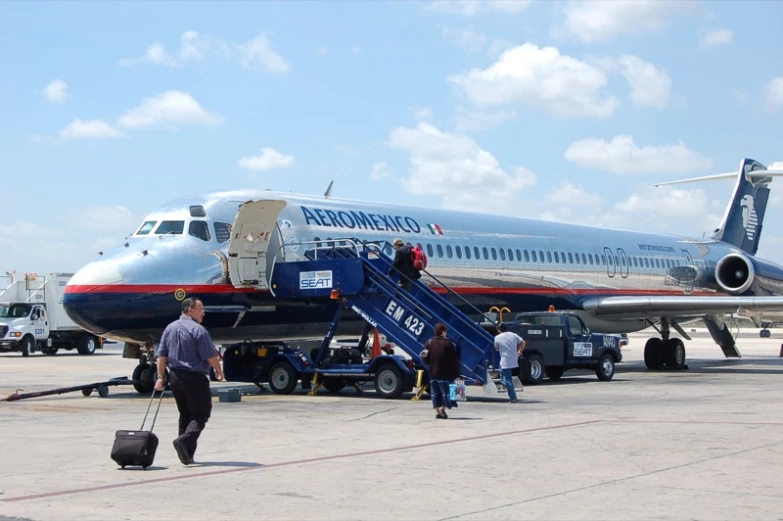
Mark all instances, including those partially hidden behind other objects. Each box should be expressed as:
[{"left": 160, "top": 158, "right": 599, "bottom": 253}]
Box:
[{"left": 581, "top": 295, "right": 783, "bottom": 318}]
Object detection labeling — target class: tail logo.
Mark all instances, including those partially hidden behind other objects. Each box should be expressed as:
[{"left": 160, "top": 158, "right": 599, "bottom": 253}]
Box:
[{"left": 740, "top": 195, "right": 758, "bottom": 241}]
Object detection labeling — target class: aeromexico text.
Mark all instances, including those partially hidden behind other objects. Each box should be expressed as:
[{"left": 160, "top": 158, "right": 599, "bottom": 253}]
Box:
[{"left": 301, "top": 206, "right": 422, "bottom": 233}]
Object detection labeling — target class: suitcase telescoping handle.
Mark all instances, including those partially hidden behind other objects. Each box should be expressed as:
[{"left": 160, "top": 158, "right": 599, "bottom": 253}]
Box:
[{"left": 140, "top": 387, "right": 165, "bottom": 432}]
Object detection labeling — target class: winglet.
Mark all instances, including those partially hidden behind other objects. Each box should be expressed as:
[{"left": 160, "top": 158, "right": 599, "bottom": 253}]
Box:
[{"left": 324, "top": 181, "right": 334, "bottom": 199}]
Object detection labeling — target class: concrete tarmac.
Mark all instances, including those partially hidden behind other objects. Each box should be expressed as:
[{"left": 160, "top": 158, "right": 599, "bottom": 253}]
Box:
[{"left": 1, "top": 329, "right": 782, "bottom": 521}]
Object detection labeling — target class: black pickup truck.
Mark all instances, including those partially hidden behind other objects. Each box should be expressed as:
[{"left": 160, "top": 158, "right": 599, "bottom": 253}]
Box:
[{"left": 487, "top": 311, "right": 624, "bottom": 384}]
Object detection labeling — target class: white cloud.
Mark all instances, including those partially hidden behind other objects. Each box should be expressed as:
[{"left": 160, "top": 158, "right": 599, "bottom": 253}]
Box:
[
  {"left": 411, "top": 106, "right": 433, "bottom": 121},
  {"left": 59, "top": 119, "right": 123, "bottom": 140},
  {"left": 615, "top": 186, "right": 709, "bottom": 219},
  {"left": 564, "top": 136, "right": 714, "bottom": 174},
  {"left": 547, "top": 182, "right": 602, "bottom": 206},
  {"left": 117, "top": 91, "right": 223, "bottom": 128},
  {"left": 370, "top": 162, "right": 391, "bottom": 181},
  {"left": 67, "top": 205, "right": 139, "bottom": 232},
  {"left": 428, "top": 0, "right": 533, "bottom": 15},
  {"left": 238, "top": 147, "right": 294, "bottom": 172},
  {"left": 453, "top": 107, "right": 516, "bottom": 132},
  {"left": 119, "top": 31, "right": 289, "bottom": 74},
  {"left": 554, "top": 0, "right": 699, "bottom": 44},
  {"left": 448, "top": 43, "right": 618, "bottom": 118},
  {"left": 598, "top": 55, "right": 671, "bottom": 108},
  {"left": 387, "top": 122, "right": 537, "bottom": 213},
  {"left": 235, "top": 35, "right": 290, "bottom": 74},
  {"left": 42, "top": 79, "right": 69, "bottom": 103},
  {"left": 700, "top": 28, "right": 733, "bottom": 47},
  {"left": 440, "top": 26, "right": 488, "bottom": 54},
  {"left": 765, "top": 77, "right": 783, "bottom": 110}
]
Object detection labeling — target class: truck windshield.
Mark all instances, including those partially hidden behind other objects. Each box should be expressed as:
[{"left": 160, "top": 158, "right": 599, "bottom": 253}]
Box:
[
  {"left": 0, "top": 304, "right": 32, "bottom": 318},
  {"left": 513, "top": 314, "right": 563, "bottom": 326}
]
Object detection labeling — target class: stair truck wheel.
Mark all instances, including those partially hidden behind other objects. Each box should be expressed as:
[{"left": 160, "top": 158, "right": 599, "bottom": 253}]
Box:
[
  {"left": 268, "top": 361, "right": 298, "bottom": 395},
  {"left": 77, "top": 334, "right": 98, "bottom": 355},
  {"left": 373, "top": 363, "right": 404, "bottom": 399},
  {"left": 595, "top": 352, "right": 615, "bottom": 381},
  {"left": 524, "top": 354, "right": 545, "bottom": 385}
]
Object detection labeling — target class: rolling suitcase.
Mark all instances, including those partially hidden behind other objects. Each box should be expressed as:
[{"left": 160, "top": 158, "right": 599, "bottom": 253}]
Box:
[{"left": 110, "top": 389, "right": 163, "bottom": 469}]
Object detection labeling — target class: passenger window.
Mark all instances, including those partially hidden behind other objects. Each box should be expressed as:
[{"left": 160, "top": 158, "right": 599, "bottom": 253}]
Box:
[
  {"left": 426, "top": 244, "right": 434, "bottom": 258},
  {"left": 568, "top": 253, "right": 574, "bottom": 264},
  {"left": 446, "top": 245, "right": 453, "bottom": 258},
  {"left": 581, "top": 253, "right": 587, "bottom": 264},
  {"left": 483, "top": 247, "right": 488, "bottom": 259},
  {"left": 554, "top": 251, "right": 559, "bottom": 263},
  {"left": 516, "top": 249, "right": 521, "bottom": 261},
  {"left": 465, "top": 246, "right": 471, "bottom": 259},
  {"left": 136, "top": 221, "right": 157, "bottom": 235},
  {"left": 155, "top": 221, "right": 184, "bottom": 235},
  {"left": 437, "top": 244, "right": 444, "bottom": 257},
  {"left": 474, "top": 246, "right": 480, "bottom": 259},
  {"left": 588, "top": 254, "right": 593, "bottom": 265},
  {"left": 455, "top": 245, "right": 462, "bottom": 259},
  {"left": 547, "top": 251, "right": 552, "bottom": 263},
  {"left": 491, "top": 248, "right": 497, "bottom": 260},
  {"left": 567, "top": 316, "right": 582, "bottom": 333},
  {"left": 531, "top": 250, "right": 537, "bottom": 262},
  {"left": 539, "top": 250, "right": 545, "bottom": 262},
  {"left": 189, "top": 205, "right": 206, "bottom": 217},
  {"left": 499, "top": 248, "right": 506, "bottom": 261},
  {"left": 213, "top": 222, "right": 232, "bottom": 243},
  {"left": 524, "top": 250, "right": 530, "bottom": 262},
  {"left": 188, "top": 221, "right": 210, "bottom": 241},
  {"left": 508, "top": 249, "right": 514, "bottom": 261}
]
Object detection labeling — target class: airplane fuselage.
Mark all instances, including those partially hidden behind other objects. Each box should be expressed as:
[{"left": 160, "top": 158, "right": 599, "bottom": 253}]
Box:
[{"left": 63, "top": 189, "right": 783, "bottom": 345}]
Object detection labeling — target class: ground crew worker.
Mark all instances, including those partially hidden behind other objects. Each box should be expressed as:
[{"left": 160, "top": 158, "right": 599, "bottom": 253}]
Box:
[
  {"left": 155, "top": 297, "right": 225, "bottom": 465},
  {"left": 493, "top": 322, "right": 525, "bottom": 403}
]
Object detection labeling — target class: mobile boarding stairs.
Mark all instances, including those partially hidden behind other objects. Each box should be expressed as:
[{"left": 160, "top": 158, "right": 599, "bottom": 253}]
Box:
[{"left": 221, "top": 238, "right": 501, "bottom": 399}]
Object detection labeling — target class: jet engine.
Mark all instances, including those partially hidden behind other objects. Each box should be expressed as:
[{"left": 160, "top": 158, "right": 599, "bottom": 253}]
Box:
[{"left": 715, "top": 253, "right": 755, "bottom": 294}]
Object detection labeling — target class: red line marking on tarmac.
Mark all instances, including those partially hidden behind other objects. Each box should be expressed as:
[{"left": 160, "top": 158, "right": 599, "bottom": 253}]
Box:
[{"left": 2, "top": 420, "right": 601, "bottom": 503}]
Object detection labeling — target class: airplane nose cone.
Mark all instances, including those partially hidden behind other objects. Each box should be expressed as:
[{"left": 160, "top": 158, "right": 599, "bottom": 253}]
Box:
[{"left": 64, "top": 259, "right": 125, "bottom": 336}]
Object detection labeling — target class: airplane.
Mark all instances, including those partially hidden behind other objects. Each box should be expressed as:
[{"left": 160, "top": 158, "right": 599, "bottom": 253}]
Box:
[{"left": 63, "top": 157, "right": 783, "bottom": 377}]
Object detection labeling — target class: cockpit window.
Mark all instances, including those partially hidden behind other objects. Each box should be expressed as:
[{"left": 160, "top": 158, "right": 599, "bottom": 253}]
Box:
[
  {"left": 136, "top": 221, "right": 157, "bottom": 235},
  {"left": 154, "top": 221, "right": 184, "bottom": 235},
  {"left": 189, "top": 205, "right": 207, "bottom": 217},
  {"left": 189, "top": 221, "right": 210, "bottom": 242},
  {"left": 213, "top": 222, "right": 232, "bottom": 243}
]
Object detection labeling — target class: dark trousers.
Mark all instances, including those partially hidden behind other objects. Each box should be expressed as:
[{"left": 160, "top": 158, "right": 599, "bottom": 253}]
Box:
[{"left": 169, "top": 369, "right": 212, "bottom": 458}]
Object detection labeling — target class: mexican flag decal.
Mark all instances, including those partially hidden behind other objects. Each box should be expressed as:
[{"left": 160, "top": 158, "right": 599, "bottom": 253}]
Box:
[{"left": 427, "top": 224, "right": 444, "bottom": 235}]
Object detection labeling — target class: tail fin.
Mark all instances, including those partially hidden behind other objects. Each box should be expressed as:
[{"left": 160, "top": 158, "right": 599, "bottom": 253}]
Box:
[{"left": 654, "top": 158, "right": 783, "bottom": 255}]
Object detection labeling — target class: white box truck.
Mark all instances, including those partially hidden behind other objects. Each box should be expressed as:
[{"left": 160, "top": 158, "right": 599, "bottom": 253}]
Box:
[{"left": 0, "top": 271, "right": 103, "bottom": 356}]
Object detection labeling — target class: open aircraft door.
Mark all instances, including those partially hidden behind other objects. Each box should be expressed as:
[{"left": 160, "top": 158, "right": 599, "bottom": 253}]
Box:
[{"left": 228, "top": 200, "right": 288, "bottom": 290}]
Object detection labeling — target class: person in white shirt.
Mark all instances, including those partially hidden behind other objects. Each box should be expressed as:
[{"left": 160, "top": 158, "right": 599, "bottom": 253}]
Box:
[{"left": 493, "top": 323, "right": 526, "bottom": 402}]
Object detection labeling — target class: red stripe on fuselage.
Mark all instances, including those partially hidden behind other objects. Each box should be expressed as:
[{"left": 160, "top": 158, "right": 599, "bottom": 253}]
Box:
[{"left": 64, "top": 284, "right": 717, "bottom": 297}]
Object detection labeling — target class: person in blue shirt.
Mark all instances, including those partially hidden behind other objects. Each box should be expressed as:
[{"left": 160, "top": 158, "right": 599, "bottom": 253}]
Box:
[{"left": 154, "top": 298, "right": 225, "bottom": 465}]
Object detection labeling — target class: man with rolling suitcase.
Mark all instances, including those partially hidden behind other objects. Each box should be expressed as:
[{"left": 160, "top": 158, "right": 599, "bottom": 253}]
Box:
[{"left": 154, "top": 298, "right": 225, "bottom": 465}]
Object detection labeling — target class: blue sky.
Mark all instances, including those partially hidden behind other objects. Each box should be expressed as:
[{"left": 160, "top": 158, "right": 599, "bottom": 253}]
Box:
[{"left": 2, "top": 0, "right": 783, "bottom": 274}]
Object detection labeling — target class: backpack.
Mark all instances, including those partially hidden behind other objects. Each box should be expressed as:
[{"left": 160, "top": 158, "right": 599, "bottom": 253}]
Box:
[{"left": 411, "top": 244, "right": 428, "bottom": 270}]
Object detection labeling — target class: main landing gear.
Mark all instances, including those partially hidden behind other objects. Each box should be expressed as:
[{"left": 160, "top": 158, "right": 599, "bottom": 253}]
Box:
[{"left": 643, "top": 318, "right": 688, "bottom": 371}]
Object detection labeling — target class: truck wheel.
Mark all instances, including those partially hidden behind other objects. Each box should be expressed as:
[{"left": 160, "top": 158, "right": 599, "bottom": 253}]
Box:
[
  {"left": 374, "top": 364, "right": 404, "bottom": 399},
  {"left": 20, "top": 336, "right": 33, "bottom": 357},
  {"left": 268, "top": 361, "right": 298, "bottom": 394},
  {"left": 77, "top": 334, "right": 98, "bottom": 355},
  {"left": 595, "top": 353, "right": 615, "bottom": 381},
  {"left": 524, "top": 354, "right": 544, "bottom": 385},
  {"left": 545, "top": 367, "right": 564, "bottom": 380}
]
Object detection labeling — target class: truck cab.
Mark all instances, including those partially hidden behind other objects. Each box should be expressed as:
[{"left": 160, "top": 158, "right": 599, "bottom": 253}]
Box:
[
  {"left": 502, "top": 311, "right": 624, "bottom": 384},
  {"left": 0, "top": 303, "right": 51, "bottom": 356}
]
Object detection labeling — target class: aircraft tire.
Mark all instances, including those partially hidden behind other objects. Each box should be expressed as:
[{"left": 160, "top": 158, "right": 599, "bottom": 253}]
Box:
[
  {"left": 662, "top": 338, "right": 686, "bottom": 370},
  {"left": 644, "top": 338, "right": 663, "bottom": 370}
]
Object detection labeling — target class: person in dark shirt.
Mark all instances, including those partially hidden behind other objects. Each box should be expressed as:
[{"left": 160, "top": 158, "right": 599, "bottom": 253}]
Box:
[
  {"left": 154, "top": 298, "right": 225, "bottom": 465},
  {"left": 420, "top": 322, "right": 460, "bottom": 419},
  {"left": 389, "top": 238, "right": 421, "bottom": 292}
]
